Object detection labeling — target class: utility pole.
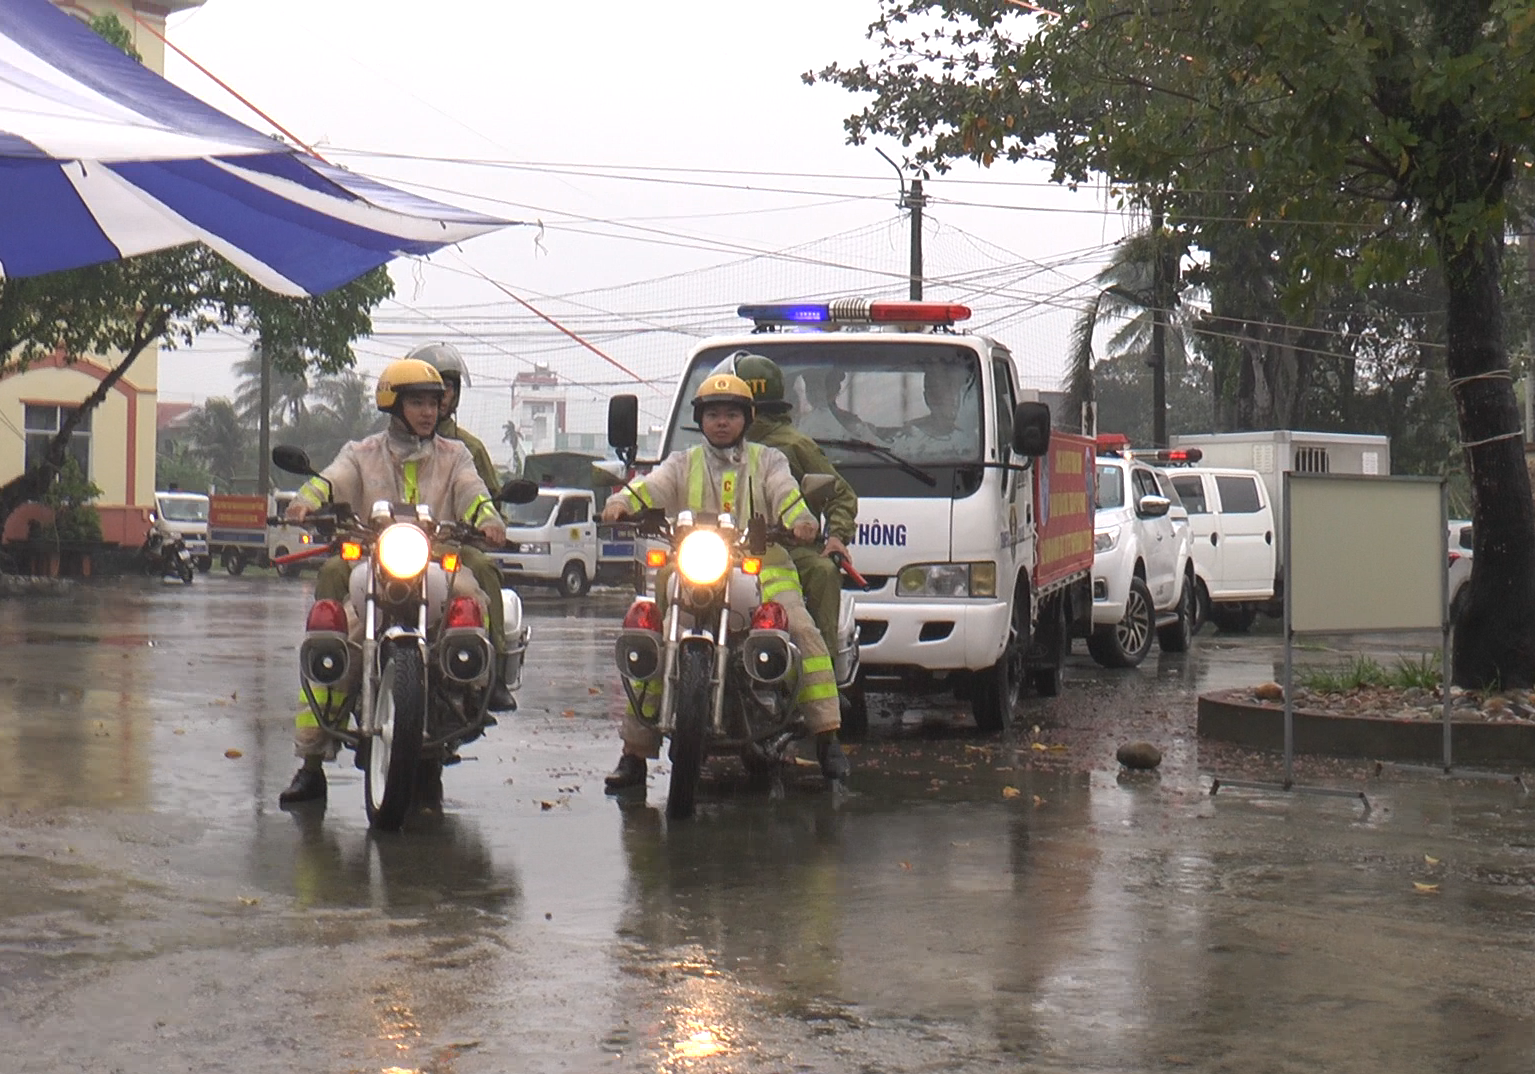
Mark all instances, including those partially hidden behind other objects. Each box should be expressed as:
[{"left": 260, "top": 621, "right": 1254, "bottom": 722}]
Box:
[
  {"left": 906, "top": 178, "right": 926, "bottom": 300},
  {"left": 257, "top": 344, "right": 271, "bottom": 496},
  {"left": 1149, "top": 197, "right": 1168, "bottom": 448},
  {"left": 877, "top": 148, "right": 928, "bottom": 300}
]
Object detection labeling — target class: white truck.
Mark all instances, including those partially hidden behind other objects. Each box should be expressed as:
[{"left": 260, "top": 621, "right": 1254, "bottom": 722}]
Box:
[
  {"left": 152, "top": 490, "right": 212, "bottom": 572},
  {"left": 1086, "top": 444, "right": 1196, "bottom": 667},
  {"left": 1169, "top": 429, "right": 1391, "bottom": 623},
  {"left": 488, "top": 486, "right": 637, "bottom": 597},
  {"left": 1162, "top": 463, "right": 1279, "bottom": 633},
  {"left": 636, "top": 298, "right": 1097, "bottom": 734},
  {"left": 208, "top": 491, "right": 321, "bottom": 577}
]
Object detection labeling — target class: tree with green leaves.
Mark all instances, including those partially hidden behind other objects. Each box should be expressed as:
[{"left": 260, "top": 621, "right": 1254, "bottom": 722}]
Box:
[
  {"left": 0, "top": 13, "right": 395, "bottom": 534},
  {"left": 812, "top": 0, "right": 1535, "bottom": 687},
  {"left": 181, "top": 397, "right": 253, "bottom": 492}
]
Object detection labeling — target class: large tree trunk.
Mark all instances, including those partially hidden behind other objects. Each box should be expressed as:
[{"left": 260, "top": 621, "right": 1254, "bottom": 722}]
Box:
[{"left": 1446, "top": 232, "right": 1535, "bottom": 688}]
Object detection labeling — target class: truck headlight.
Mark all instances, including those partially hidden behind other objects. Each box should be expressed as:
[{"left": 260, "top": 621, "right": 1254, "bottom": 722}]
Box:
[
  {"left": 896, "top": 562, "right": 996, "bottom": 598},
  {"left": 518, "top": 542, "right": 550, "bottom": 555},
  {"left": 677, "top": 529, "right": 729, "bottom": 586},
  {"left": 377, "top": 524, "right": 430, "bottom": 580},
  {"left": 1094, "top": 525, "right": 1121, "bottom": 554}
]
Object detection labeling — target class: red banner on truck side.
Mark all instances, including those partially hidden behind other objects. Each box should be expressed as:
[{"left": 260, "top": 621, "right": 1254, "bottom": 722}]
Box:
[
  {"left": 209, "top": 494, "right": 267, "bottom": 531},
  {"left": 1032, "top": 432, "right": 1096, "bottom": 590}
]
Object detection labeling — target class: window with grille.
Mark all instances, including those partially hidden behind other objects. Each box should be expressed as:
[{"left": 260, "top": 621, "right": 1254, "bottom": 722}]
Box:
[
  {"left": 23, "top": 404, "right": 91, "bottom": 477},
  {"left": 1293, "top": 446, "right": 1330, "bottom": 473}
]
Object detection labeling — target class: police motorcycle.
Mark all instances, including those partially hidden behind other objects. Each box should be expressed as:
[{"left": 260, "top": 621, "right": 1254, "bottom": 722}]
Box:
[
  {"left": 141, "top": 514, "right": 195, "bottom": 584},
  {"left": 270, "top": 446, "right": 539, "bottom": 831},
  {"left": 606, "top": 396, "right": 858, "bottom": 820}
]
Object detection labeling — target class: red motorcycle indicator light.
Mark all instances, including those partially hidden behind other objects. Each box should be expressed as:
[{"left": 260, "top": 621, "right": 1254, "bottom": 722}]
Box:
[
  {"left": 305, "top": 599, "right": 347, "bottom": 633},
  {"left": 341, "top": 541, "right": 363, "bottom": 561},
  {"left": 441, "top": 551, "right": 460, "bottom": 572},
  {"left": 645, "top": 548, "right": 668, "bottom": 568},
  {"left": 444, "top": 596, "right": 483, "bottom": 629},
  {"left": 623, "top": 600, "right": 662, "bottom": 632},
  {"left": 750, "top": 601, "right": 788, "bottom": 632}
]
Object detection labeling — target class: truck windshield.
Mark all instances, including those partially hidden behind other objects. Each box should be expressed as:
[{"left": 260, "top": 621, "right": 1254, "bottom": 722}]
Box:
[
  {"left": 157, "top": 497, "right": 208, "bottom": 522},
  {"left": 1095, "top": 464, "right": 1125, "bottom": 510},
  {"left": 504, "top": 494, "right": 558, "bottom": 527},
  {"left": 668, "top": 341, "right": 985, "bottom": 466}
]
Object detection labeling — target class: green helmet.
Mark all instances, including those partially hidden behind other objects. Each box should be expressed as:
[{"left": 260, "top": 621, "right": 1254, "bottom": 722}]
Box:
[{"left": 713, "top": 349, "right": 787, "bottom": 411}]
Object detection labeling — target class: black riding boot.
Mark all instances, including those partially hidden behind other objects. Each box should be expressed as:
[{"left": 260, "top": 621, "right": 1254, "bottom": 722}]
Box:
[
  {"left": 278, "top": 764, "right": 327, "bottom": 805},
  {"left": 604, "top": 753, "right": 647, "bottom": 792},
  {"left": 816, "top": 732, "right": 849, "bottom": 784}
]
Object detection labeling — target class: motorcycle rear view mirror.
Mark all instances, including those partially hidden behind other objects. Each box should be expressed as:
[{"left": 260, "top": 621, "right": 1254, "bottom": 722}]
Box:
[
  {"left": 272, "top": 445, "right": 317, "bottom": 477},
  {"left": 608, "top": 395, "right": 639, "bottom": 463},
  {"left": 497, "top": 478, "right": 540, "bottom": 505}
]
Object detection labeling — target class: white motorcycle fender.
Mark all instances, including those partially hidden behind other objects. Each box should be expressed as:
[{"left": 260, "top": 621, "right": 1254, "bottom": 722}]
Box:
[{"left": 500, "top": 587, "right": 529, "bottom": 689}]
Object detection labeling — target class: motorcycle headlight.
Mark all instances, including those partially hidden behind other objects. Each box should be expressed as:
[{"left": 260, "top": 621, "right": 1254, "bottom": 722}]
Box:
[
  {"left": 1094, "top": 525, "right": 1121, "bottom": 554},
  {"left": 676, "top": 529, "right": 730, "bottom": 586},
  {"left": 377, "top": 523, "right": 430, "bottom": 580}
]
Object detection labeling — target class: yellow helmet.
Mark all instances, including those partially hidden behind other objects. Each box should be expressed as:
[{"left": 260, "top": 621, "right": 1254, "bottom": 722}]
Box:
[
  {"left": 375, "top": 357, "right": 445, "bottom": 412},
  {"left": 691, "top": 372, "right": 756, "bottom": 425}
]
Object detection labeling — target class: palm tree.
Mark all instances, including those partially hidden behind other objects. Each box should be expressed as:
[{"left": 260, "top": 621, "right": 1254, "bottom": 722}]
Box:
[
  {"left": 183, "top": 398, "right": 253, "bottom": 489},
  {"left": 305, "top": 370, "right": 385, "bottom": 462},
  {"left": 1063, "top": 228, "right": 1196, "bottom": 437},
  {"left": 233, "top": 345, "right": 310, "bottom": 428}
]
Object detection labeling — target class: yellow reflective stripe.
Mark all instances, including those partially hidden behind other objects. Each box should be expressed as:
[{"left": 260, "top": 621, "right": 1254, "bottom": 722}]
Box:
[
  {"left": 626, "top": 483, "right": 655, "bottom": 512},
  {"left": 776, "top": 490, "right": 809, "bottom": 526},
  {"left": 760, "top": 565, "right": 802, "bottom": 600},
  {"left": 403, "top": 460, "right": 419, "bottom": 504},
  {"left": 801, "top": 654, "right": 834, "bottom": 674},
  {"left": 294, "top": 687, "right": 342, "bottom": 729},
  {"left": 687, "top": 450, "right": 705, "bottom": 512},
  {"left": 796, "top": 681, "right": 840, "bottom": 702},
  {"left": 463, "top": 494, "right": 494, "bottom": 525},
  {"left": 297, "top": 480, "right": 326, "bottom": 508}
]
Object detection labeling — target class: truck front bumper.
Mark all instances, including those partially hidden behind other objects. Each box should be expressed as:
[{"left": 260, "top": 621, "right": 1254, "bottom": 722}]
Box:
[
  {"left": 853, "top": 599, "right": 1010, "bottom": 673},
  {"left": 1091, "top": 541, "right": 1133, "bottom": 626}
]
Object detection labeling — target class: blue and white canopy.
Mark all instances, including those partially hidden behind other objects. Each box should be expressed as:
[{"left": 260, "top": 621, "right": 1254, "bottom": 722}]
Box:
[{"left": 0, "top": 0, "right": 507, "bottom": 296}]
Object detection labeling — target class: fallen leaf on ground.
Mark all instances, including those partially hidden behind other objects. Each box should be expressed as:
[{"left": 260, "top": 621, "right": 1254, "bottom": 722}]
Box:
[
  {"left": 588, "top": 687, "right": 601, "bottom": 695},
  {"left": 1413, "top": 882, "right": 1440, "bottom": 894},
  {"left": 540, "top": 800, "right": 556, "bottom": 811},
  {"left": 1032, "top": 795, "right": 1046, "bottom": 807},
  {"left": 237, "top": 896, "right": 259, "bottom": 906},
  {"left": 1002, "top": 786, "right": 1022, "bottom": 798},
  {"left": 173, "top": 728, "right": 186, "bottom": 735},
  {"left": 224, "top": 748, "right": 243, "bottom": 759},
  {"left": 561, "top": 709, "right": 576, "bottom": 718},
  {"left": 1030, "top": 743, "right": 1048, "bottom": 752},
  {"left": 1424, "top": 855, "right": 1440, "bottom": 865},
  {"left": 899, "top": 861, "right": 913, "bottom": 870}
]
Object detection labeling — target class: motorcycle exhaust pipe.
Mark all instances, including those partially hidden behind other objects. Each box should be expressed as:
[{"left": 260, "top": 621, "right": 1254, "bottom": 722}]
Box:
[
  {"left": 615, "top": 629, "right": 662, "bottom": 682},
  {"left": 300, "top": 634, "right": 350, "bottom": 687},
  {"left": 742, "top": 629, "right": 797, "bottom": 685},
  {"left": 440, "top": 631, "right": 491, "bottom": 684}
]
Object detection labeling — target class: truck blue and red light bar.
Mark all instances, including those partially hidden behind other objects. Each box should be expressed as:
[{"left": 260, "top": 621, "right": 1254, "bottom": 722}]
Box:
[{"left": 737, "top": 299, "right": 972, "bottom": 328}]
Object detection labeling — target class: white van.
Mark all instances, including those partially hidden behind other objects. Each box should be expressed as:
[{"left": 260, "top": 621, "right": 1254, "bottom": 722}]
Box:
[
  {"left": 153, "top": 490, "right": 211, "bottom": 572},
  {"left": 489, "top": 487, "right": 637, "bottom": 597},
  {"left": 1163, "top": 467, "right": 1277, "bottom": 632}
]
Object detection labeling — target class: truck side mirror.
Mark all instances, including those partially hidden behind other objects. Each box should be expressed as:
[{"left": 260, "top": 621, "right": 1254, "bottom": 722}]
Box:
[
  {"left": 272, "top": 445, "right": 316, "bottom": 477},
  {"left": 497, "top": 478, "right": 540, "bottom": 505},
  {"left": 1012, "top": 401, "right": 1051, "bottom": 457},
  {"left": 608, "top": 396, "right": 639, "bottom": 453}
]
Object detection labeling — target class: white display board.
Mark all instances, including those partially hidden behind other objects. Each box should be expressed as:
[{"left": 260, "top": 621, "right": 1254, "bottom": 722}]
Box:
[{"left": 1287, "top": 474, "right": 1444, "bottom": 634}]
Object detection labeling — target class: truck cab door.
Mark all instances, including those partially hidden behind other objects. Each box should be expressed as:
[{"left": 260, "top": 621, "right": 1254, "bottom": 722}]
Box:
[
  {"left": 1170, "top": 472, "right": 1220, "bottom": 597},
  {"left": 1132, "top": 465, "right": 1177, "bottom": 607},
  {"left": 555, "top": 495, "right": 595, "bottom": 569}
]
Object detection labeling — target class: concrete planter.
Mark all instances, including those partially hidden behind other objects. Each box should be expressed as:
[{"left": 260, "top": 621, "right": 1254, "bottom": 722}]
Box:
[{"left": 1197, "top": 688, "right": 1535, "bottom": 765}]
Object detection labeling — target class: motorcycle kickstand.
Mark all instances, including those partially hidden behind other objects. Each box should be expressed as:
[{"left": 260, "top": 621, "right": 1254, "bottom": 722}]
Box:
[{"left": 766, "top": 730, "right": 797, "bottom": 801}]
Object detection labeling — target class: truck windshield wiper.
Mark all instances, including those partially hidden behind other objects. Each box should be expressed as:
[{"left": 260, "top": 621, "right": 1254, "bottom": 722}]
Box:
[{"left": 817, "top": 438, "right": 938, "bottom": 487}]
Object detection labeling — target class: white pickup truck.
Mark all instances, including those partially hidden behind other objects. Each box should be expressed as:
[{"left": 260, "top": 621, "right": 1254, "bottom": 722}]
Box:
[{"left": 488, "top": 487, "right": 637, "bottom": 597}]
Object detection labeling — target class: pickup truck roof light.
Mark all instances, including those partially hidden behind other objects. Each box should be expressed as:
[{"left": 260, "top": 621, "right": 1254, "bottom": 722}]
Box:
[{"left": 737, "top": 299, "right": 971, "bottom": 329}]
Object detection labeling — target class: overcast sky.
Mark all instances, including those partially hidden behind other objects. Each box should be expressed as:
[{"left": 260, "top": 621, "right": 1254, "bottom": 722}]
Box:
[{"left": 160, "top": 0, "right": 1132, "bottom": 453}]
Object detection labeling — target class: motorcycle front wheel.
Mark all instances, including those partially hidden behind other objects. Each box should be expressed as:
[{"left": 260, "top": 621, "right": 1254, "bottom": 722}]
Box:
[
  {"left": 665, "top": 644, "right": 713, "bottom": 820},
  {"left": 364, "top": 646, "right": 427, "bottom": 831},
  {"left": 178, "top": 560, "right": 194, "bottom": 584}
]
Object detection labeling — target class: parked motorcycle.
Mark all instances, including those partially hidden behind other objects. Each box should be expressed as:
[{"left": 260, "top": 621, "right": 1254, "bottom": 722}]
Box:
[
  {"left": 607, "top": 396, "right": 859, "bottom": 820},
  {"left": 271, "top": 445, "right": 538, "bottom": 830},
  {"left": 141, "top": 515, "right": 195, "bottom": 584}
]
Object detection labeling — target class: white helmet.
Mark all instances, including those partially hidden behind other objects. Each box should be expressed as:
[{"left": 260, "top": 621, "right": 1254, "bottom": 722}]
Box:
[{"left": 405, "top": 342, "right": 471, "bottom": 389}]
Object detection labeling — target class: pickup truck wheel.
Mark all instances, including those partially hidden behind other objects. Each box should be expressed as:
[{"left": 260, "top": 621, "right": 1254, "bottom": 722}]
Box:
[
  {"left": 222, "top": 549, "right": 246, "bottom": 576},
  {"left": 972, "top": 596, "right": 1027, "bottom": 733},
  {"left": 1087, "top": 577, "right": 1155, "bottom": 668},
  {"left": 558, "top": 560, "right": 590, "bottom": 598},
  {"left": 1192, "top": 579, "right": 1211, "bottom": 635},
  {"left": 1157, "top": 574, "right": 1195, "bottom": 653},
  {"left": 1209, "top": 605, "right": 1257, "bottom": 633}
]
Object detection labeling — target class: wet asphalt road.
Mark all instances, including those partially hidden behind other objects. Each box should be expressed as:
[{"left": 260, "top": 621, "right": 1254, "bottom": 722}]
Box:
[{"left": 2, "top": 577, "right": 1535, "bottom": 1074}]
